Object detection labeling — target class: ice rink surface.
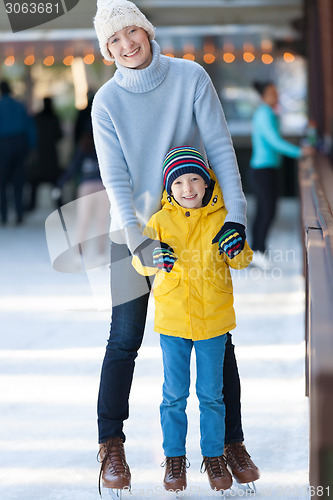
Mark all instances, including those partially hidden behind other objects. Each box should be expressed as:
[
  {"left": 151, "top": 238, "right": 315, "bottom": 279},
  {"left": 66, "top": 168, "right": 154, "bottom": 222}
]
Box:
[{"left": 0, "top": 194, "right": 309, "bottom": 499}]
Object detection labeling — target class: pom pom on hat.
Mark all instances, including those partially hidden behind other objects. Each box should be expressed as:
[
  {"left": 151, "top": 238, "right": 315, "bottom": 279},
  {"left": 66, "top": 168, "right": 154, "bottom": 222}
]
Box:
[
  {"left": 94, "top": 0, "right": 155, "bottom": 61},
  {"left": 163, "top": 146, "right": 211, "bottom": 196}
]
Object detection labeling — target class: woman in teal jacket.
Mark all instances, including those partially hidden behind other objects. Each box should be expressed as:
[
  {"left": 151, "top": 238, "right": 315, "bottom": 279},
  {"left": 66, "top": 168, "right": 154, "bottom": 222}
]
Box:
[{"left": 249, "top": 81, "right": 311, "bottom": 268}]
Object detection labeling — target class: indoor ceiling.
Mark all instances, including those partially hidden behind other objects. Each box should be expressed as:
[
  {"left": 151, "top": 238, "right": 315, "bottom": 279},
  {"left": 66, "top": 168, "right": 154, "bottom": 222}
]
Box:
[{"left": 0, "top": 0, "right": 303, "bottom": 34}]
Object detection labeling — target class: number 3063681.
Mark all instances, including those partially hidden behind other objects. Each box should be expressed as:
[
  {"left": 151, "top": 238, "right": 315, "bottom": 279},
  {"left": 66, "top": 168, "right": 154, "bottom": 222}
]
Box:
[{"left": 5, "top": 3, "right": 60, "bottom": 14}]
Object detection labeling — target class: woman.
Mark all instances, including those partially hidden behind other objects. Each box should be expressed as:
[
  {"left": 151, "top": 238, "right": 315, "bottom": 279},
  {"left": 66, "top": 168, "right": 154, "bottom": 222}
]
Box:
[
  {"left": 250, "top": 81, "right": 313, "bottom": 269},
  {"left": 92, "top": 0, "right": 259, "bottom": 493}
]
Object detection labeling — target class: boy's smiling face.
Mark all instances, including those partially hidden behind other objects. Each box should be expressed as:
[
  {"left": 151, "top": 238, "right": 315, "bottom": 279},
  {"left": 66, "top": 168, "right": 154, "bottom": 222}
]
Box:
[{"left": 171, "top": 173, "right": 208, "bottom": 209}]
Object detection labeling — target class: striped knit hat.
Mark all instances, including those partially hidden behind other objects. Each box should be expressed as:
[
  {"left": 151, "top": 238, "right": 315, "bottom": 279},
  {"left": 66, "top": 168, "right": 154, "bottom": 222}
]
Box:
[{"left": 163, "top": 146, "right": 211, "bottom": 196}]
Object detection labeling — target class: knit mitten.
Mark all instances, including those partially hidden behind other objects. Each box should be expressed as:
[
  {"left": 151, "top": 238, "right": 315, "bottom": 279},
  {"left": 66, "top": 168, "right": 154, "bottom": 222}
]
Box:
[
  {"left": 212, "top": 222, "right": 246, "bottom": 259},
  {"left": 134, "top": 238, "right": 176, "bottom": 271},
  {"left": 152, "top": 244, "right": 177, "bottom": 273}
]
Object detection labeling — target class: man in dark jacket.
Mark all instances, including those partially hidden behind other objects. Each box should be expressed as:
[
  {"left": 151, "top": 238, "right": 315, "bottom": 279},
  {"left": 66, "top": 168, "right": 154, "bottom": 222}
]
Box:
[{"left": 0, "top": 80, "right": 36, "bottom": 224}]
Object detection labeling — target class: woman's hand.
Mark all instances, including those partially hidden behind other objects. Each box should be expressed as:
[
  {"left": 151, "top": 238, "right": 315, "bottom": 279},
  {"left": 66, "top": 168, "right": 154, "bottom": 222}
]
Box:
[{"left": 212, "top": 222, "right": 246, "bottom": 259}]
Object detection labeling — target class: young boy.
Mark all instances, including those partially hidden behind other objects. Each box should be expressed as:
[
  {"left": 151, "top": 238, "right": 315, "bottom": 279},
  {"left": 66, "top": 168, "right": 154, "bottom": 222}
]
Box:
[{"left": 133, "top": 146, "right": 253, "bottom": 492}]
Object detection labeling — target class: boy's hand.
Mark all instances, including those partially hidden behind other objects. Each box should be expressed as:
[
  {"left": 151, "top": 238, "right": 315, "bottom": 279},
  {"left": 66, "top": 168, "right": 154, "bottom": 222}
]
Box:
[
  {"left": 152, "top": 244, "right": 177, "bottom": 273},
  {"left": 134, "top": 238, "right": 177, "bottom": 272},
  {"left": 212, "top": 222, "right": 246, "bottom": 259}
]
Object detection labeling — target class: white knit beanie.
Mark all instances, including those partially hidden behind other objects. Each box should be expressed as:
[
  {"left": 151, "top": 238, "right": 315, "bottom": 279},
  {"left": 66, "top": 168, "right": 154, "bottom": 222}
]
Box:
[{"left": 94, "top": 0, "right": 155, "bottom": 61}]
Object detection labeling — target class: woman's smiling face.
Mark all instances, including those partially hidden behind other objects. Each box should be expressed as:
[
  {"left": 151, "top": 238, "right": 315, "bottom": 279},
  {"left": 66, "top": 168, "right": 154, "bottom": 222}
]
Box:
[{"left": 107, "top": 26, "right": 152, "bottom": 69}]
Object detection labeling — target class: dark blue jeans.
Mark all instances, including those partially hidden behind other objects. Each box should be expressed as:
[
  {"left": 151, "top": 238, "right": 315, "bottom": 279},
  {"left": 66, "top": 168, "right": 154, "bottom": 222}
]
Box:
[{"left": 97, "top": 242, "right": 244, "bottom": 444}]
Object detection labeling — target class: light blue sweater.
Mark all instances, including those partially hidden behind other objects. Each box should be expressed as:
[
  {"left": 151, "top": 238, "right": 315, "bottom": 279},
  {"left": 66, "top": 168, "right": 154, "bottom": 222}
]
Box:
[
  {"left": 92, "top": 41, "right": 246, "bottom": 252},
  {"left": 250, "top": 103, "right": 302, "bottom": 169}
]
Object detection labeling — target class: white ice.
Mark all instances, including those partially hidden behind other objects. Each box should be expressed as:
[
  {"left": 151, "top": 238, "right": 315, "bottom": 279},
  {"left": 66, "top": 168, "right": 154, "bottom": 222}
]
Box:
[{"left": 0, "top": 192, "right": 309, "bottom": 499}]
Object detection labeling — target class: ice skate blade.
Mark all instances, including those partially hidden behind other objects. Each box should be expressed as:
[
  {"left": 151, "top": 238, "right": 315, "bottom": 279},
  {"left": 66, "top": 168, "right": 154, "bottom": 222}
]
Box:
[
  {"left": 231, "top": 481, "right": 256, "bottom": 494},
  {"left": 108, "top": 488, "right": 123, "bottom": 499},
  {"left": 164, "top": 488, "right": 186, "bottom": 498},
  {"left": 169, "top": 492, "right": 182, "bottom": 499}
]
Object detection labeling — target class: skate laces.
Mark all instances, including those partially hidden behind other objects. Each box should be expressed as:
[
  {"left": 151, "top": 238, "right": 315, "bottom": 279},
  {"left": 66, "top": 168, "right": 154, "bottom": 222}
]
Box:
[
  {"left": 97, "top": 437, "right": 130, "bottom": 496},
  {"left": 226, "top": 443, "right": 253, "bottom": 470},
  {"left": 201, "top": 456, "right": 228, "bottom": 478},
  {"left": 161, "top": 456, "right": 190, "bottom": 478}
]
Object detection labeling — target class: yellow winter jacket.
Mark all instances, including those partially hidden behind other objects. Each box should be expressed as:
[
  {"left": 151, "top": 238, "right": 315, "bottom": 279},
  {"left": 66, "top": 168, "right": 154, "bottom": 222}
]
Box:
[{"left": 132, "top": 172, "right": 253, "bottom": 341}]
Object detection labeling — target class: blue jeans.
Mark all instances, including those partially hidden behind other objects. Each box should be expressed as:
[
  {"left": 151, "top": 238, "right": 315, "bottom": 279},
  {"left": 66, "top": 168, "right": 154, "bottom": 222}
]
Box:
[
  {"left": 97, "top": 243, "right": 244, "bottom": 445},
  {"left": 160, "top": 334, "right": 227, "bottom": 457}
]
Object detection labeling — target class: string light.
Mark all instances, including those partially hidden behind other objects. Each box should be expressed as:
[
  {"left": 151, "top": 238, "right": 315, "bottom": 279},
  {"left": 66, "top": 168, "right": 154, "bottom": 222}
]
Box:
[
  {"left": 243, "top": 52, "right": 255, "bottom": 63},
  {"left": 24, "top": 54, "right": 35, "bottom": 65},
  {"left": 203, "top": 53, "right": 216, "bottom": 64},
  {"left": 83, "top": 54, "right": 95, "bottom": 65},
  {"left": 283, "top": 52, "right": 295, "bottom": 63},
  {"left": 183, "top": 43, "right": 195, "bottom": 61},
  {"left": 0, "top": 37, "right": 289, "bottom": 68},
  {"left": 262, "top": 54, "right": 273, "bottom": 64},
  {"left": 223, "top": 53, "right": 235, "bottom": 63},
  {"left": 4, "top": 55, "right": 15, "bottom": 66},
  {"left": 63, "top": 55, "right": 74, "bottom": 66},
  {"left": 43, "top": 55, "right": 54, "bottom": 66},
  {"left": 203, "top": 41, "right": 215, "bottom": 65},
  {"left": 183, "top": 53, "right": 195, "bottom": 61}
]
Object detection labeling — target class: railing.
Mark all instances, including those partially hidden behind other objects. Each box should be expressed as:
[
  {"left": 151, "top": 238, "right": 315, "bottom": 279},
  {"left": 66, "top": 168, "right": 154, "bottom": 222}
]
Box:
[{"left": 298, "top": 154, "right": 333, "bottom": 496}]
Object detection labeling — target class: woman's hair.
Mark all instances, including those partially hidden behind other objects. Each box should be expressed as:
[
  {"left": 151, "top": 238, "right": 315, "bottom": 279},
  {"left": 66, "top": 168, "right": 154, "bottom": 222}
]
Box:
[{"left": 252, "top": 81, "right": 274, "bottom": 96}]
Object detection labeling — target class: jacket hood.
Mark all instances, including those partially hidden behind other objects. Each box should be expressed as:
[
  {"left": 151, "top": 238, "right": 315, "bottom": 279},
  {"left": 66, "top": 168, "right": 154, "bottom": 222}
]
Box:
[{"left": 161, "top": 169, "right": 224, "bottom": 215}]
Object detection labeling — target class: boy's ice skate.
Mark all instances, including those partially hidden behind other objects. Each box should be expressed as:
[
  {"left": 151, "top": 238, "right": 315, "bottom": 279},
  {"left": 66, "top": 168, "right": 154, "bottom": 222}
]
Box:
[
  {"left": 98, "top": 437, "right": 131, "bottom": 498},
  {"left": 224, "top": 442, "right": 260, "bottom": 492},
  {"left": 161, "top": 455, "right": 189, "bottom": 493},
  {"left": 201, "top": 455, "right": 233, "bottom": 491}
]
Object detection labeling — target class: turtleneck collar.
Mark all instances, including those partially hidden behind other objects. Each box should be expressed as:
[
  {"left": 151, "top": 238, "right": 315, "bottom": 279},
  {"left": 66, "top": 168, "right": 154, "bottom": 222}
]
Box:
[{"left": 113, "top": 40, "right": 169, "bottom": 94}]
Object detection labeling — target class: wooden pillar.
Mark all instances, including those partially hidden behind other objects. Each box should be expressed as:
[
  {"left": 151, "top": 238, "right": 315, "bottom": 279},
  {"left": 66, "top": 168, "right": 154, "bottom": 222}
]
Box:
[
  {"left": 317, "top": 0, "right": 333, "bottom": 137},
  {"left": 305, "top": 0, "right": 333, "bottom": 144}
]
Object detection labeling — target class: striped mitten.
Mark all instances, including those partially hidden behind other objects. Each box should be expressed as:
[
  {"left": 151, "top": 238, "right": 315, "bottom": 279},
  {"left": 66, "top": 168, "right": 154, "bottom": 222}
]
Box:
[
  {"left": 153, "top": 243, "right": 177, "bottom": 273},
  {"left": 212, "top": 222, "right": 246, "bottom": 259}
]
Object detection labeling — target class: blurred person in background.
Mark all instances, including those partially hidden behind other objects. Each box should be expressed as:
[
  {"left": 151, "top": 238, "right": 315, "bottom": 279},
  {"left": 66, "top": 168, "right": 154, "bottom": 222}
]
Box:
[
  {"left": 54, "top": 120, "right": 109, "bottom": 266},
  {"left": 74, "top": 89, "right": 95, "bottom": 146},
  {"left": 249, "top": 81, "right": 314, "bottom": 270},
  {"left": 27, "top": 97, "right": 63, "bottom": 211},
  {"left": 0, "top": 80, "right": 36, "bottom": 225}
]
